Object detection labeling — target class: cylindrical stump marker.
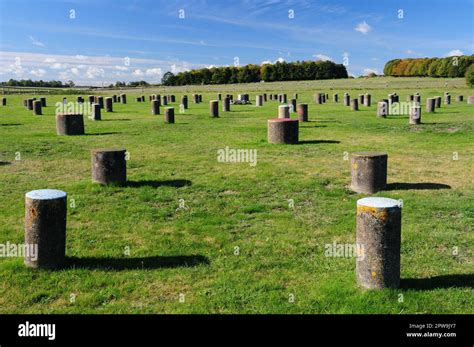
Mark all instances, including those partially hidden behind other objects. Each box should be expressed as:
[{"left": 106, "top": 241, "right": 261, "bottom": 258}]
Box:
[
  {"left": 297, "top": 103, "right": 308, "bottom": 122},
  {"left": 181, "top": 96, "right": 188, "bottom": 109},
  {"left": 120, "top": 94, "right": 127, "bottom": 104},
  {"left": 278, "top": 105, "right": 290, "bottom": 118},
  {"left": 97, "top": 96, "right": 104, "bottom": 109},
  {"left": 56, "top": 114, "right": 85, "bottom": 135},
  {"left": 344, "top": 93, "right": 350, "bottom": 106},
  {"left": 468, "top": 96, "right": 474, "bottom": 104},
  {"left": 333, "top": 94, "right": 338, "bottom": 103},
  {"left": 267, "top": 118, "right": 299, "bottom": 144},
  {"left": 27, "top": 98, "right": 34, "bottom": 110},
  {"left": 88, "top": 95, "right": 95, "bottom": 104},
  {"left": 377, "top": 101, "right": 388, "bottom": 118},
  {"left": 350, "top": 99, "right": 359, "bottom": 111},
  {"left": 1, "top": 97, "right": 6, "bottom": 106},
  {"left": 359, "top": 94, "right": 365, "bottom": 105},
  {"left": 409, "top": 105, "right": 421, "bottom": 125},
  {"left": 91, "top": 149, "right": 127, "bottom": 185},
  {"left": 456, "top": 95, "right": 463, "bottom": 102},
  {"left": 40, "top": 97, "right": 46, "bottom": 107},
  {"left": 24, "top": 189, "right": 67, "bottom": 269},
  {"left": 151, "top": 100, "right": 160, "bottom": 115},
  {"left": 356, "top": 197, "right": 402, "bottom": 289},
  {"left": 165, "top": 107, "right": 175, "bottom": 123},
  {"left": 290, "top": 98, "right": 297, "bottom": 112},
  {"left": 364, "top": 94, "right": 371, "bottom": 107},
  {"left": 210, "top": 100, "right": 219, "bottom": 117},
  {"left": 91, "top": 103, "right": 101, "bottom": 120},
  {"left": 414, "top": 94, "right": 421, "bottom": 103},
  {"left": 223, "top": 97, "right": 230, "bottom": 112},
  {"left": 105, "top": 97, "right": 113, "bottom": 112},
  {"left": 444, "top": 94, "right": 451, "bottom": 105},
  {"left": 33, "top": 100, "right": 42, "bottom": 115},
  {"left": 435, "top": 96, "right": 441, "bottom": 108},
  {"left": 256, "top": 95, "right": 263, "bottom": 107},
  {"left": 350, "top": 152, "right": 388, "bottom": 194},
  {"left": 426, "top": 98, "right": 435, "bottom": 113}
]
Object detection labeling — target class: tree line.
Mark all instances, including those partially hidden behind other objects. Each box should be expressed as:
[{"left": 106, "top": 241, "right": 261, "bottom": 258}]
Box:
[
  {"left": 0, "top": 79, "right": 75, "bottom": 88},
  {"left": 383, "top": 55, "right": 474, "bottom": 78},
  {"left": 161, "top": 60, "right": 348, "bottom": 86}
]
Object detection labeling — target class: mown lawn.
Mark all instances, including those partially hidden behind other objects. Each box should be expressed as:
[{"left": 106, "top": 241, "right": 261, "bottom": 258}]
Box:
[{"left": 0, "top": 77, "right": 472, "bottom": 313}]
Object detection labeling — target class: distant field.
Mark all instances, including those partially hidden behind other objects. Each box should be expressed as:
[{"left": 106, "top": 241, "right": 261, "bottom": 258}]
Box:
[{"left": 0, "top": 77, "right": 472, "bottom": 313}]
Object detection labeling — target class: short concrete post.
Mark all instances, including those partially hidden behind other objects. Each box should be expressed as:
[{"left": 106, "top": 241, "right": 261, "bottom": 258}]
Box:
[
  {"left": 290, "top": 98, "right": 297, "bottom": 112},
  {"left": 33, "top": 100, "right": 42, "bottom": 115},
  {"left": 350, "top": 152, "right": 388, "bottom": 194},
  {"left": 181, "top": 95, "right": 188, "bottom": 109},
  {"left": 344, "top": 93, "right": 350, "bottom": 106},
  {"left": 256, "top": 95, "right": 263, "bottom": 106},
  {"left": 27, "top": 98, "right": 34, "bottom": 110},
  {"left": 350, "top": 98, "right": 359, "bottom": 111},
  {"left": 165, "top": 107, "right": 175, "bottom": 123},
  {"left": 278, "top": 105, "right": 290, "bottom": 118},
  {"left": 2, "top": 97, "right": 6, "bottom": 106},
  {"left": 468, "top": 96, "right": 474, "bottom": 104},
  {"left": 88, "top": 95, "right": 95, "bottom": 104},
  {"left": 24, "top": 189, "right": 67, "bottom": 269},
  {"left": 356, "top": 197, "right": 402, "bottom": 289},
  {"left": 91, "top": 103, "right": 101, "bottom": 120},
  {"left": 364, "top": 94, "right": 371, "bottom": 107},
  {"left": 97, "top": 96, "right": 104, "bottom": 109},
  {"left": 414, "top": 94, "right": 421, "bottom": 103},
  {"left": 91, "top": 149, "right": 127, "bottom": 185},
  {"left": 333, "top": 94, "right": 338, "bottom": 103},
  {"left": 377, "top": 101, "right": 388, "bottom": 118},
  {"left": 409, "top": 104, "right": 421, "bottom": 125},
  {"left": 267, "top": 118, "right": 299, "bottom": 144},
  {"left": 120, "top": 94, "right": 127, "bottom": 104},
  {"left": 210, "top": 100, "right": 219, "bottom": 117},
  {"left": 40, "top": 97, "right": 46, "bottom": 107},
  {"left": 162, "top": 96, "right": 168, "bottom": 106},
  {"left": 426, "top": 98, "right": 435, "bottom": 113},
  {"left": 297, "top": 103, "right": 308, "bottom": 122},
  {"left": 151, "top": 100, "right": 160, "bottom": 115},
  {"left": 444, "top": 94, "right": 451, "bottom": 105},
  {"left": 56, "top": 114, "right": 85, "bottom": 135},
  {"left": 223, "top": 97, "right": 230, "bottom": 112},
  {"left": 456, "top": 95, "right": 463, "bottom": 102},
  {"left": 435, "top": 96, "right": 441, "bottom": 108},
  {"left": 359, "top": 94, "right": 365, "bottom": 105},
  {"left": 105, "top": 97, "right": 113, "bottom": 112}
]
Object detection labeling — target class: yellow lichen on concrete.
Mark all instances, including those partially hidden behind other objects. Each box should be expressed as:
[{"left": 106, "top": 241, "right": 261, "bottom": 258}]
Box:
[{"left": 357, "top": 205, "right": 388, "bottom": 221}]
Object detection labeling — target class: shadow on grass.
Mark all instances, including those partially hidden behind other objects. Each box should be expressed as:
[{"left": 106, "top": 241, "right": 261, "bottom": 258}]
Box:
[
  {"left": 0, "top": 123, "right": 22, "bottom": 126},
  {"left": 125, "top": 179, "right": 192, "bottom": 188},
  {"left": 297, "top": 140, "right": 340, "bottom": 145},
  {"left": 0, "top": 161, "right": 11, "bottom": 166},
  {"left": 101, "top": 119, "right": 131, "bottom": 121},
  {"left": 85, "top": 132, "right": 121, "bottom": 136},
  {"left": 300, "top": 125, "right": 327, "bottom": 128},
  {"left": 65, "top": 255, "right": 209, "bottom": 270},
  {"left": 401, "top": 274, "right": 473, "bottom": 290},
  {"left": 386, "top": 182, "right": 451, "bottom": 190}
]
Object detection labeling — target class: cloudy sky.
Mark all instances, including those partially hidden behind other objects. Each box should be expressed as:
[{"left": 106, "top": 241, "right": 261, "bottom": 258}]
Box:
[{"left": 0, "top": 0, "right": 472, "bottom": 85}]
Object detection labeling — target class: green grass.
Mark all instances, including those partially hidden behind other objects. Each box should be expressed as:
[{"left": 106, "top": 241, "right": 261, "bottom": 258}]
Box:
[{"left": 0, "top": 77, "right": 473, "bottom": 314}]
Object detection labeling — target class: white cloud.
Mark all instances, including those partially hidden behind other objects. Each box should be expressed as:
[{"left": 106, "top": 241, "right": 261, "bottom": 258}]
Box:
[
  {"left": 114, "top": 65, "right": 128, "bottom": 71},
  {"left": 446, "top": 49, "right": 464, "bottom": 57},
  {"left": 363, "top": 68, "right": 378, "bottom": 75},
  {"left": 274, "top": 57, "right": 285, "bottom": 63},
  {"left": 44, "top": 58, "right": 56, "bottom": 63},
  {"left": 86, "top": 67, "right": 104, "bottom": 79},
  {"left": 50, "top": 63, "right": 66, "bottom": 70},
  {"left": 261, "top": 60, "right": 273, "bottom": 65},
  {"left": 29, "top": 36, "right": 45, "bottom": 47},
  {"left": 313, "top": 54, "right": 333, "bottom": 62},
  {"left": 70, "top": 67, "right": 80, "bottom": 75},
  {"left": 355, "top": 21, "right": 372, "bottom": 34},
  {"left": 132, "top": 69, "right": 144, "bottom": 76},
  {"left": 145, "top": 68, "right": 162, "bottom": 76},
  {"left": 30, "top": 68, "right": 46, "bottom": 77}
]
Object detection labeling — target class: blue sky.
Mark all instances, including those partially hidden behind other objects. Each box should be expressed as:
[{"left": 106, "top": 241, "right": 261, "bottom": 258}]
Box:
[{"left": 0, "top": 0, "right": 473, "bottom": 85}]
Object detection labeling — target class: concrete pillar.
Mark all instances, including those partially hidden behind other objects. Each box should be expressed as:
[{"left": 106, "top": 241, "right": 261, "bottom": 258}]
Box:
[
  {"left": 409, "top": 104, "right": 421, "bottom": 125},
  {"left": 97, "top": 96, "right": 104, "bottom": 109},
  {"left": 356, "top": 197, "right": 402, "bottom": 289},
  {"left": 467, "top": 96, "right": 474, "bottom": 104},
  {"left": 426, "top": 98, "right": 435, "bottom": 113},
  {"left": 267, "top": 118, "right": 299, "bottom": 144},
  {"left": 165, "top": 107, "right": 175, "bottom": 123},
  {"left": 40, "top": 97, "right": 46, "bottom": 107},
  {"left": 181, "top": 95, "right": 188, "bottom": 109},
  {"left": 278, "top": 105, "right": 290, "bottom": 119},
  {"left": 91, "top": 149, "right": 127, "bottom": 185},
  {"left": 456, "top": 95, "right": 463, "bottom": 102},
  {"left": 88, "top": 95, "right": 95, "bottom": 104},
  {"left": 170, "top": 95, "right": 176, "bottom": 103},
  {"left": 333, "top": 94, "right": 338, "bottom": 103},
  {"left": 113, "top": 95, "right": 117, "bottom": 103},
  {"left": 193, "top": 94, "right": 199, "bottom": 103},
  {"left": 56, "top": 114, "right": 85, "bottom": 135},
  {"left": 444, "top": 94, "right": 451, "bottom": 105},
  {"left": 120, "top": 94, "right": 127, "bottom": 104},
  {"left": 222, "top": 97, "right": 230, "bottom": 112},
  {"left": 290, "top": 98, "right": 297, "bottom": 112},
  {"left": 297, "top": 103, "right": 308, "bottom": 122},
  {"left": 350, "top": 99, "right": 359, "bottom": 111},
  {"left": 435, "top": 96, "right": 441, "bottom": 108},
  {"left": 27, "top": 98, "right": 34, "bottom": 110},
  {"left": 263, "top": 93, "right": 267, "bottom": 102},
  {"left": 350, "top": 152, "right": 388, "bottom": 194},
  {"left": 344, "top": 93, "right": 350, "bottom": 106},
  {"left": 315, "top": 93, "right": 323, "bottom": 104},
  {"left": 91, "top": 103, "right": 101, "bottom": 120},
  {"left": 136, "top": 97, "right": 142, "bottom": 102},
  {"left": 105, "top": 97, "right": 113, "bottom": 112},
  {"left": 256, "top": 95, "right": 263, "bottom": 106},
  {"left": 210, "top": 100, "right": 219, "bottom": 117},
  {"left": 281, "top": 94, "right": 287, "bottom": 104},
  {"left": 162, "top": 95, "right": 168, "bottom": 106},
  {"left": 414, "top": 94, "right": 421, "bottom": 103},
  {"left": 364, "top": 94, "right": 371, "bottom": 107},
  {"left": 2, "top": 97, "right": 6, "bottom": 106},
  {"left": 33, "top": 100, "right": 42, "bottom": 115},
  {"left": 24, "top": 189, "right": 67, "bottom": 269},
  {"left": 359, "top": 94, "right": 365, "bottom": 105},
  {"left": 377, "top": 101, "right": 388, "bottom": 118},
  {"left": 151, "top": 100, "right": 160, "bottom": 115}
]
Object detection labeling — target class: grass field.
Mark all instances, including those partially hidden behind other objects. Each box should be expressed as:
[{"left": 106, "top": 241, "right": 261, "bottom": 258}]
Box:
[{"left": 0, "top": 77, "right": 472, "bottom": 314}]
